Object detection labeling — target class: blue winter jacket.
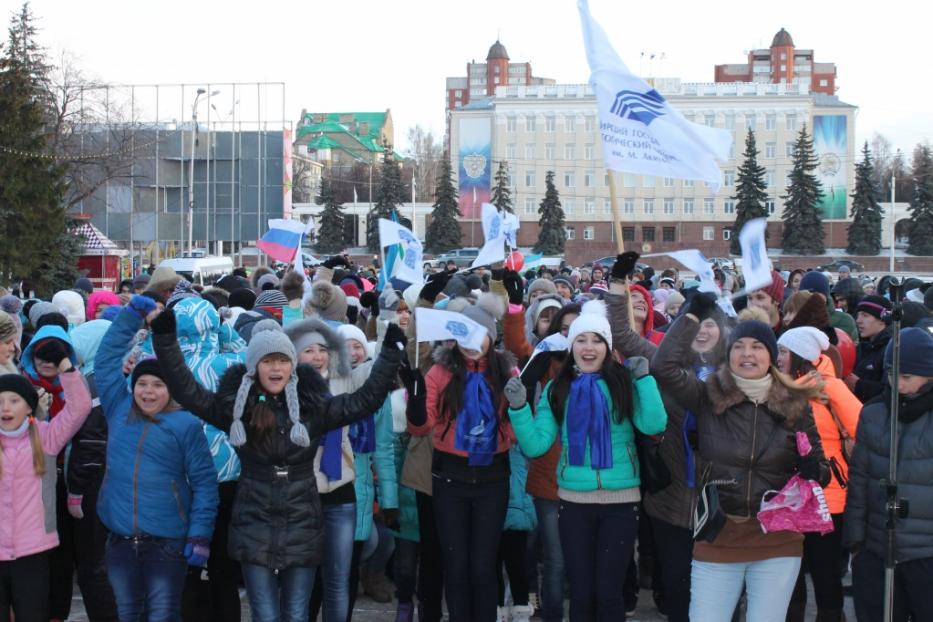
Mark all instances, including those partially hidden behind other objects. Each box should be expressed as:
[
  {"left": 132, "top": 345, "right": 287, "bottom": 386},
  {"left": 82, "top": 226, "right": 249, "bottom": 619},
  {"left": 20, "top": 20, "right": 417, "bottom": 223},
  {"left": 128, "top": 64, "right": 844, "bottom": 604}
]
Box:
[{"left": 96, "top": 307, "right": 218, "bottom": 540}]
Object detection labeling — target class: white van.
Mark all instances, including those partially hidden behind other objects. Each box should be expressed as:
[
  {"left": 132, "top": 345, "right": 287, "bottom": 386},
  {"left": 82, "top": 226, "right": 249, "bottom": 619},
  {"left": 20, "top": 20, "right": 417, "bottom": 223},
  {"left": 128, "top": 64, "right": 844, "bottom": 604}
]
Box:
[{"left": 157, "top": 256, "right": 235, "bottom": 287}]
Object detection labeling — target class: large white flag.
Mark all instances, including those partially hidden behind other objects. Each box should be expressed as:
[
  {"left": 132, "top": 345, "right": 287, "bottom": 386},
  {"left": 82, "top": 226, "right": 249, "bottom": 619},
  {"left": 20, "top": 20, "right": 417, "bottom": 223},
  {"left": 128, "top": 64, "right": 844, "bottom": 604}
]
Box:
[
  {"left": 738, "top": 217, "right": 773, "bottom": 293},
  {"left": 472, "top": 203, "right": 508, "bottom": 268},
  {"left": 667, "top": 250, "right": 721, "bottom": 295},
  {"left": 378, "top": 218, "right": 424, "bottom": 285},
  {"left": 578, "top": 0, "right": 731, "bottom": 190},
  {"left": 415, "top": 308, "right": 487, "bottom": 352},
  {"left": 519, "top": 333, "right": 570, "bottom": 378}
]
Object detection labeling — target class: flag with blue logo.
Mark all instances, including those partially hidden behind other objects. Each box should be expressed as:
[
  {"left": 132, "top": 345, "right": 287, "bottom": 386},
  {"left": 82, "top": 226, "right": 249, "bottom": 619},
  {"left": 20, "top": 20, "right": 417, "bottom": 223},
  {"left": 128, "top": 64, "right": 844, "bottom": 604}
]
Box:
[
  {"left": 415, "top": 307, "right": 487, "bottom": 352},
  {"left": 578, "top": 0, "right": 731, "bottom": 190},
  {"left": 738, "top": 217, "right": 773, "bottom": 294},
  {"left": 378, "top": 217, "right": 423, "bottom": 286},
  {"left": 472, "top": 203, "right": 519, "bottom": 268}
]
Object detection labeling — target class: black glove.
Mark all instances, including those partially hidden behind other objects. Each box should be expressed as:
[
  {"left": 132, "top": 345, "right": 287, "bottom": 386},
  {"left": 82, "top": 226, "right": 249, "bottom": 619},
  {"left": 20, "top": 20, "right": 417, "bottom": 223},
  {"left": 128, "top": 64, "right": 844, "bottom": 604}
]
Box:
[
  {"left": 503, "top": 270, "right": 524, "bottom": 306},
  {"left": 383, "top": 323, "right": 408, "bottom": 353},
  {"left": 420, "top": 270, "right": 454, "bottom": 303},
  {"left": 611, "top": 251, "right": 640, "bottom": 281},
  {"left": 398, "top": 360, "right": 423, "bottom": 394},
  {"left": 382, "top": 508, "right": 400, "bottom": 531},
  {"left": 34, "top": 339, "right": 69, "bottom": 366},
  {"left": 359, "top": 290, "right": 380, "bottom": 317},
  {"left": 149, "top": 308, "right": 177, "bottom": 336},
  {"left": 796, "top": 451, "right": 824, "bottom": 482},
  {"left": 685, "top": 292, "right": 718, "bottom": 321},
  {"left": 322, "top": 255, "right": 350, "bottom": 270}
]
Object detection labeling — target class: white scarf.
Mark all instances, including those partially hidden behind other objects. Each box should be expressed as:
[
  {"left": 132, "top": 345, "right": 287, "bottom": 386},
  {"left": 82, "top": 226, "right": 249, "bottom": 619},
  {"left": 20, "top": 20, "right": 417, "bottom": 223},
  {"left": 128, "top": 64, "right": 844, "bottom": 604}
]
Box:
[{"left": 731, "top": 372, "right": 773, "bottom": 405}]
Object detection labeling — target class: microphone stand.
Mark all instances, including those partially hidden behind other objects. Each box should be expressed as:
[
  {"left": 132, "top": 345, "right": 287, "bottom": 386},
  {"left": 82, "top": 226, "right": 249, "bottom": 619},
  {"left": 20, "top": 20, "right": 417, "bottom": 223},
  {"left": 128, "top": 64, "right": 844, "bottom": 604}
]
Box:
[{"left": 883, "top": 278, "right": 908, "bottom": 622}]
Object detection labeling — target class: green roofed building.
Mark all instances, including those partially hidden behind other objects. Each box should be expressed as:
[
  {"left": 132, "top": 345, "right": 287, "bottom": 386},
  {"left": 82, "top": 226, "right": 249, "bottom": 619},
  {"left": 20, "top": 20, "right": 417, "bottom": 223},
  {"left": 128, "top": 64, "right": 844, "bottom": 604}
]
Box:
[{"left": 294, "top": 110, "right": 395, "bottom": 168}]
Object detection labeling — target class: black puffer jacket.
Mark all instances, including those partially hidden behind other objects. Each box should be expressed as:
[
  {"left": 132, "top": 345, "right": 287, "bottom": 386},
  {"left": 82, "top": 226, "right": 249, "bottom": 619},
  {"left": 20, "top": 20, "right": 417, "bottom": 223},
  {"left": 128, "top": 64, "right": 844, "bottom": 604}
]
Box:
[
  {"left": 153, "top": 330, "right": 402, "bottom": 569},
  {"left": 843, "top": 386, "right": 933, "bottom": 562},
  {"left": 853, "top": 329, "right": 891, "bottom": 402},
  {"left": 699, "top": 365, "right": 829, "bottom": 519}
]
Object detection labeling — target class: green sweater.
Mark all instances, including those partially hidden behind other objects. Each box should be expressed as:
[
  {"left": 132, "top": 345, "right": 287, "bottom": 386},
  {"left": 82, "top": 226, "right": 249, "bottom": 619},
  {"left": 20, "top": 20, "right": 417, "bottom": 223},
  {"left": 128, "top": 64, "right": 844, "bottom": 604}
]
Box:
[{"left": 509, "top": 375, "right": 667, "bottom": 493}]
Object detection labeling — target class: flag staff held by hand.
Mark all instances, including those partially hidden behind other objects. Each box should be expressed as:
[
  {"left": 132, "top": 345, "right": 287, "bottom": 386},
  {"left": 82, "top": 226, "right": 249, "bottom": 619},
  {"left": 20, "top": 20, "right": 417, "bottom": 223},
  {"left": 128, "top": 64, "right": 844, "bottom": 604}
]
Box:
[{"left": 607, "top": 170, "right": 624, "bottom": 253}]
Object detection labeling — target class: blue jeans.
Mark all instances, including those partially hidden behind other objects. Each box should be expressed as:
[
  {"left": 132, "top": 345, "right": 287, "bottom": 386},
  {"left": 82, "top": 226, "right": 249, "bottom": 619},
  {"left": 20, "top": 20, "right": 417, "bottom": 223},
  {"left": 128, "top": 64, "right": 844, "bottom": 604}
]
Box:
[
  {"left": 104, "top": 534, "right": 188, "bottom": 622},
  {"left": 690, "top": 556, "right": 801, "bottom": 622},
  {"left": 320, "top": 502, "right": 355, "bottom": 622},
  {"left": 533, "top": 497, "right": 565, "bottom": 622},
  {"left": 242, "top": 562, "right": 316, "bottom": 622}
]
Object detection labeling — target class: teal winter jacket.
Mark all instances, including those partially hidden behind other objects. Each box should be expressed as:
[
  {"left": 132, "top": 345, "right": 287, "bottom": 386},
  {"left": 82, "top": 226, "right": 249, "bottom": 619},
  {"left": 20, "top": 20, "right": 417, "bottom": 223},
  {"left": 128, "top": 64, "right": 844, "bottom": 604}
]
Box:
[
  {"left": 353, "top": 394, "right": 399, "bottom": 541},
  {"left": 509, "top": 375, "right": 667, "bottom": 493},
  {"left": 504, "top": 446, "right": 537, "bottom": 531}
]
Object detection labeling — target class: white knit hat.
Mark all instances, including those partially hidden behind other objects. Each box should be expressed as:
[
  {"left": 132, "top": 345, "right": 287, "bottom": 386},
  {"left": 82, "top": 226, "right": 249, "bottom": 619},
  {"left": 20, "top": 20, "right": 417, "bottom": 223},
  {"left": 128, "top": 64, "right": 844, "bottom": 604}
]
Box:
[
  {"left": 567, "top": 300, "right": 612, "bottom": 350},
  {"left": 777, "top": 326, "right": 829, "bottom": 364},
  {"left": 337, "top": 323, "right": 369, "bottom": 349}
]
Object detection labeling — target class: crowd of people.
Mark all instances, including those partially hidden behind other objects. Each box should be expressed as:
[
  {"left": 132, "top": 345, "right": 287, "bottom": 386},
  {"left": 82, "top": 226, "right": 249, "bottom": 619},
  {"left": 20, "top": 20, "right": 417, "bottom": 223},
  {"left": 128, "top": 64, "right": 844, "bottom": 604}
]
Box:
[{"left": 0, "top": 251, "right": 931, "bottom": 622}]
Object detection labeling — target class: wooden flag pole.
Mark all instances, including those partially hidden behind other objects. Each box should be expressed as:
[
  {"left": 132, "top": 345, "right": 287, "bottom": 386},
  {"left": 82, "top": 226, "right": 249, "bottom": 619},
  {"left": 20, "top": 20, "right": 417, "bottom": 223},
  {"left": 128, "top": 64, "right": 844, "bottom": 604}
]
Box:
[{"left": 607, "top": 170, "right": 624, "bottom": 253}]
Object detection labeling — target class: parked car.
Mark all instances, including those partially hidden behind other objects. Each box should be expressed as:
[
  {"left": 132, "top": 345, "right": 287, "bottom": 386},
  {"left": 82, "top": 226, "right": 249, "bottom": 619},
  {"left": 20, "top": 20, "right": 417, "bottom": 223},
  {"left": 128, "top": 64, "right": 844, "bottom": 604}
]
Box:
[
  {"left": 433, "top": 247, "right": 481, "bottom": 268},
  {"left": 818, "top": 259, "right": 864, "bottom": 272},
  {"left": 588, "top": 256, "right": 651, "bottom": 274}
]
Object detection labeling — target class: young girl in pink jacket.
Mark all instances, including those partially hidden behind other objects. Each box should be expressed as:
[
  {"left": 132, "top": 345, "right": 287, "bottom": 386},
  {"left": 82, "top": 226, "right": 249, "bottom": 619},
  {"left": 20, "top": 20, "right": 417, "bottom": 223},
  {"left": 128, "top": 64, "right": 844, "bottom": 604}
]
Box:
[{"left": 0, "top": 361, "right": 91, "bottom": 622}]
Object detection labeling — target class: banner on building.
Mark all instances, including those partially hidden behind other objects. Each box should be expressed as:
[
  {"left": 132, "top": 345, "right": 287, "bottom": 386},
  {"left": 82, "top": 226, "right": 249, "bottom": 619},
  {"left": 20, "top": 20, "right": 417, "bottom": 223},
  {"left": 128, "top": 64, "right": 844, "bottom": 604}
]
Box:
[
  {"left": 458, "top": 117, "right": 492, "bottom": 219},
  {"left": 812, "top": 115, "right": 847, "bottom": 220}
]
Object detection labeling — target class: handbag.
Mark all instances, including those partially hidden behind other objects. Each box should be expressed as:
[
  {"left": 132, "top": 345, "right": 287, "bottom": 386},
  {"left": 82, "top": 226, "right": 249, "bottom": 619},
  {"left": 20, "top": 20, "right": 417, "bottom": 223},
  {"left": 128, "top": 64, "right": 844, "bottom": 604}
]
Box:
[
  {"left": 636, "top": 431, "right": 671, "bottom": 495},
  {"left": 693, "top": 479, "right": 728, "bottom": 543}
]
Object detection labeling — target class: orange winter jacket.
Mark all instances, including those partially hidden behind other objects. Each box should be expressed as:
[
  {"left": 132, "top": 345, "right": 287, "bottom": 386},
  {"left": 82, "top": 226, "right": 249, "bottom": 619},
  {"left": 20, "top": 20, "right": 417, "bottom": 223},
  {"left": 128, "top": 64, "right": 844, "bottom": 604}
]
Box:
[{"left": 806, "top": 355, "right": 862, "bottom": 514}]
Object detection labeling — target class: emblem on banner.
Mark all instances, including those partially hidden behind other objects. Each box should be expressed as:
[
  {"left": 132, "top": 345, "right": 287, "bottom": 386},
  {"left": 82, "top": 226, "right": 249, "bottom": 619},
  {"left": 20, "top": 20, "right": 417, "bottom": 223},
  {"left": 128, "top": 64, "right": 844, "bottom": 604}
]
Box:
[
  {"left": 610, "top": 89, "right": 666, "bottom": 126},
  {"left": 463, "top": 153, "right": 487, "bottom": 178}
]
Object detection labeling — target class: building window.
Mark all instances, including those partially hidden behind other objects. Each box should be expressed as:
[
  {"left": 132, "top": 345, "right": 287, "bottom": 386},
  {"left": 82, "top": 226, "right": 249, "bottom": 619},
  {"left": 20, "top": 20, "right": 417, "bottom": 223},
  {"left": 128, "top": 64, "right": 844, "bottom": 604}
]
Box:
[
  {"left": 705, "top": 114, "right": 715, "bottom": 127},
  {"left": 525, "top": 116, "right": 536, "bottom": 132},
  {"left": 662, "top": 226, "right": 676, "bottom": 242},
  {"left": 525, "top": 144, "right": 535, "bottom": 160},
  {"left": 545, "top": 143, "right": 555, "bottom": 160},
  {"left": 786, "top": 114, "right": 797, "bottom": 131},
  {"left": 642, "top": 226, "right": 655, "bottom": 242},
  {"left": 564, "top": 144, "right": 576, "bottom": 160},
  {"left": 455, "top": 89, "right": 462, "bottom": 97},
  {"left": 584, "top": 170, "right": 594, "bottom": 187},
  {"left": 643, "top": 199, "right": 655, "bottom": 215},
  {"left": 565, "top": 115, "right": 576, "bottom": 132},
  {"left": 585, "top": 116, "right": 596, "bottom": 132},
  {"left": 564, "top": 172, "right": 575, "bottom": 188},
  {"left": 603, "top": 199, "right": 612, "bottom": 215},
  {"left": 663, "top": 198, "right": 675, "bottom": 215},
  {"left": 663, "top": 177, "right": 674, "bottom": 187},
  {"left": 524, "top": 198, "right": 535, "bottom": 215},
  {"left": 545, "top": 116, "right": 556, "bottom": 132},
  {"left": 684, "top": 113, "right": 695, "bottom": 122},
  {"left": 725, "top": 114, "right": 735, "bottom": 128},
  {"left": 623, "top": 173, "right": 636, "bottom": 188},
  {"left": 780, "top": 64, "right": 787, "bottom": 72},
  {"left": 723, "top": 228, "right": 732, "bottom": 241},
  {"left": 643, "top": 175, "right": 655, "bottom": 188},
  {"left": 819, "top": 79, "right": 828, "bottom": 87},
  {"left": 623, "top": 227, "right": 635, "bottom": 241},
  {"left": 584, "top": 199, "right": 595, "bottom": 215},
  {"left": 684, "top": 178, "right": 694, "bottom": 187},
  {"left": 786, "top": 142, "right": 796, "bottom": 158},
  {"left": 703, "top": 226, "right": 714, "bottom": 241},
  {"left": 723, "top": 170, "right": 735, "bottom": 187},
  {"left": 745, "top": 114, "right": 755, "bottom": 130},
  {"left": 507, "top": 144, "right": 516, "bottom": 159},
  {"left": 766, "top": 114, "right": 776, "bottom": 130},
  {"left": 583, "top": 226, "right": 595, "bottom": 240},
  {"left": 565, "top": 227, "right": 576, "bottom": 240},
  {"left": 683, "top": 199, "right": 694, "bottom": 214},
  {"left": 525, "top": 170, "right": 536, "bottom": 187},
  {"left": 704, "top": 198, "right": 715, "bottom": 215},
  {"left": 624, "top": 199, "right": 634, "bottom": 214},
  {"left": 585, "top": 144, "right": 595, "bottom": 160},
  {"left": 604, "top": 173, "right": 610, "bottom": 187},
  {"left": 766, "top": 170, "right": 775, "bottom": 187},
  {"left": 767, "top": 199, "right": 776, "bottom": 215},
  {"left": 766, "top": 142, "right": 776, "bottom": 158},
  {"left": 724, "top": 199, "right": 735, "bottom": 214},
  {"left": 564, "top": 199, "right": 575, "bottom": 214},
  {"left": 507, "top": 117, "right": 516, "bottom": 132}
]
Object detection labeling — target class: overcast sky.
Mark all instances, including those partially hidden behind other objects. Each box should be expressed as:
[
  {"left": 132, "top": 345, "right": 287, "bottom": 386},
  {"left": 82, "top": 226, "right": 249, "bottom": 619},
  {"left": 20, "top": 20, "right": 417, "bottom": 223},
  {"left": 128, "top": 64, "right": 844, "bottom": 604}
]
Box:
[{"left": 10, "top": 0, "right": 930, "bottom": 159}]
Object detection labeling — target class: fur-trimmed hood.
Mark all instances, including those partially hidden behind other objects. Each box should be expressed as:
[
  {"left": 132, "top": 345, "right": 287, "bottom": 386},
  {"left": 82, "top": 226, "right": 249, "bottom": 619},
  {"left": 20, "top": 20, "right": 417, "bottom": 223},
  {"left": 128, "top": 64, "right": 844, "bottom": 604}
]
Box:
[
  {"left": 284, "top": 317, "right": 352, "bottom": 378},
  {"left": 704, "top": 364, "right": 809, "bottom": 426},
  {"left": 788, "top": 293, "right": 830, "bottom": 330}
]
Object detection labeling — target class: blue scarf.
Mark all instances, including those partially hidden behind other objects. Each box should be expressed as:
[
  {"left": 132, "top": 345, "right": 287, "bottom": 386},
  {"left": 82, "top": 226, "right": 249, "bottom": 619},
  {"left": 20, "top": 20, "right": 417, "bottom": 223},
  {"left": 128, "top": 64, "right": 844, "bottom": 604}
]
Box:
[
  {"left": 349, "top": 416, "right": 376, "bottom": 454},
  {"left": 320, "top": 428, "right": 343, "bottom": 481},
  {"left": 683, "top": 363, "right": 716, "bottom": 488},
  {"left": 454, "top": 371, "right": 498, "bottom": 466},
  {"left": 566, "top": 373, "right": 612, "bottom": 469}
]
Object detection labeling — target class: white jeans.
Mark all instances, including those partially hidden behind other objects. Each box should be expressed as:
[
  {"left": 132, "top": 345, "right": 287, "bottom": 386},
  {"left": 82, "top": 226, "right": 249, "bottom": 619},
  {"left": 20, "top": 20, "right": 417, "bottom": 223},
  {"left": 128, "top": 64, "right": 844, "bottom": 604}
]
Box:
[{"left": 690, "top": 556, "right": 801, "bottom": 622}]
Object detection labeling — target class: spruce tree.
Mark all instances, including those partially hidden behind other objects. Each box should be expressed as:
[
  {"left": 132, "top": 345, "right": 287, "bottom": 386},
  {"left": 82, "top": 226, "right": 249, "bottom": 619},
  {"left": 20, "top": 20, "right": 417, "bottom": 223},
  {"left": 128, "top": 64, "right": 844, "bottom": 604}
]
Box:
[
  {"left": 0, "top": 4, "right": 71, "bottom": 292},
  {"left": 533, "top": 171, "right": 565, "bottom": 255},
  {"left": 781, "top": 125, "right": 825, "bottom": 254},
  {"left": 730, "top": 129, "right": 769, "bottom": 255},
  {"left": 847, "top": 142, "right": 883, "bottom": 255},
  {"left": 491, "top": 160, "right": 514, "bottom": 214},
  {"left": 314, "top": 178, "right": 346, "bottom": 254},
  {"left": 366, "top": 145, "right": 405, "bottom": 252},
  {"left": 907, "top": 144, "right": 933, "bottom": 255},
  {"left": 424, "top": 156, "right": 462, "bottom": 253}
]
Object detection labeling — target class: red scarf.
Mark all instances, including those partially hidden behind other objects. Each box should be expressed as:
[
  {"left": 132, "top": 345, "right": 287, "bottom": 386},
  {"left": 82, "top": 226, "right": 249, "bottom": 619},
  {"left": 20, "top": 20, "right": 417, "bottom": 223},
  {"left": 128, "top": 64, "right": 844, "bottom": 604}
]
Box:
[{"left": 29, "top": 374, "right": 65, "bottom": 418}]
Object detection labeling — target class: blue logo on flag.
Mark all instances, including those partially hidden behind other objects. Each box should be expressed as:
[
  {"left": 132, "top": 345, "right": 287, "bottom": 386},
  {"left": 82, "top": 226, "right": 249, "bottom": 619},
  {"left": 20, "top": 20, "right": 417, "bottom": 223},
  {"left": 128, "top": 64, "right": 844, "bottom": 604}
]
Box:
[
  {"left": 609, "top": 89, "right": 666, "bottom": 126},
  {"left": 398, "top": 229, "right": 416, "bottom": 243},
  {"left": 488, "top": 215, "right": 501, "bottom": 240},
  {"left": 749, "top": 240, "right": 763, "bottom": 271},
  {"left": 536, "top": 341, "right": 551, "bottom": 353},
  {"left": 445, "top": 320, "right": 469, "bottom": 337}
]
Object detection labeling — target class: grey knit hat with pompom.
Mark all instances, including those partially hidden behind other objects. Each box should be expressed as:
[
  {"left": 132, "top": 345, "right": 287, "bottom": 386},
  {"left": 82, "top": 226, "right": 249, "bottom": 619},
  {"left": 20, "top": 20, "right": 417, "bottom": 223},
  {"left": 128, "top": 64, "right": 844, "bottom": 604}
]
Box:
[{"left": 228, "top": 319, "right": 309, "bottom": 448}]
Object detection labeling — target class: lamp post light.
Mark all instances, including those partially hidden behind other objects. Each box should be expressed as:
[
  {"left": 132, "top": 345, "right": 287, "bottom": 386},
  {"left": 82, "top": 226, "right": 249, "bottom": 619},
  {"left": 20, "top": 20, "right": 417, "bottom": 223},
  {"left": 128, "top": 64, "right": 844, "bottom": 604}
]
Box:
[{"left": 188, "top": 88, "right": 220, "bottom": 255}]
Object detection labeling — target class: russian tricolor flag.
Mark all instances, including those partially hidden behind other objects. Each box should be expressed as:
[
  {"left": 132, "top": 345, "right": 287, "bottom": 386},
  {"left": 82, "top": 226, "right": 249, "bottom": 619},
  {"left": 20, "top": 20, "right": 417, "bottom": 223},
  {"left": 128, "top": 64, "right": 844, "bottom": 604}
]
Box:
[{"left": 256, "top": 219, "right": 306, "bottom": 263}]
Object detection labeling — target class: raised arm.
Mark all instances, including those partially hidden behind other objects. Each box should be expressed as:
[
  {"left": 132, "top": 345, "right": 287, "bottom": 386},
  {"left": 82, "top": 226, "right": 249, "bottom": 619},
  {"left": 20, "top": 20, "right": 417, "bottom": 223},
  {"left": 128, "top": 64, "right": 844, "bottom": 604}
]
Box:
[
  {"left": 97, "top": 302, "right": 151, "bottom": 417},
  {"left": 605, "top": 281, "right": 658, "bottom": 361},
  {"left": 650, "top": 313, "right": 708, "bottom": 408},
  {"left": 40, "top": 365, "right": 92, "bottom": 455}
]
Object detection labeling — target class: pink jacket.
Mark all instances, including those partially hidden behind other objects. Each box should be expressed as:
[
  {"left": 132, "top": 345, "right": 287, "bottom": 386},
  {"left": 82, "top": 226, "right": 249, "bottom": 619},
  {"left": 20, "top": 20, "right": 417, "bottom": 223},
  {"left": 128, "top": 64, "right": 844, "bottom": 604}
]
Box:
[{"left": 0, "top": 371, "right": 91, "bottom": 560}]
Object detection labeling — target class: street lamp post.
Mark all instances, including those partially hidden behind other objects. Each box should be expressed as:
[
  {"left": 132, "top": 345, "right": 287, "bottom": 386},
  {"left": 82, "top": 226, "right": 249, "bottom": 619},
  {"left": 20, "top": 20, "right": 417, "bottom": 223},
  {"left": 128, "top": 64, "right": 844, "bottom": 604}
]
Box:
[
  {"left": 188, "top": 88, "right": 220, "bottom": 255},
  {"left": 890, "top": 169, "right": 896, "bottom": 274}
]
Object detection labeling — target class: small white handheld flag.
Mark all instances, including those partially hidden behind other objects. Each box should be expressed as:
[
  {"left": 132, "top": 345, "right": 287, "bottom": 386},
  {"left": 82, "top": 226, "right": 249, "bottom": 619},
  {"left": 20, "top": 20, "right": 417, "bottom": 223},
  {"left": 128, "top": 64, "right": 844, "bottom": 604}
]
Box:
[
  {"left": 378, "top": 218, "right": 424, "bottom": 285},
  {"left": 472, "top": 203, "right": 508, "bottom": 268},
  {"left": 415, "top": 308, "right": 487, "bottom": 352},
  {"left": 738, "top": 218, "right": 773, "bottom": 294},
  {"left": 667, "top": 250, "right": 721, "bottom": 295},
  {"left": 578, "top": 0, "right": 731, "bottom": 190},
  {"left": 519, "top": 333, "right": 570, "bottom": 378}
]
